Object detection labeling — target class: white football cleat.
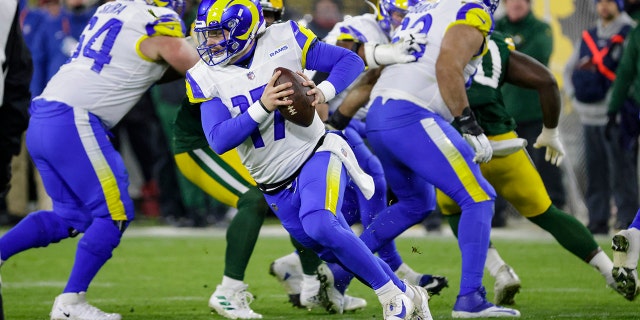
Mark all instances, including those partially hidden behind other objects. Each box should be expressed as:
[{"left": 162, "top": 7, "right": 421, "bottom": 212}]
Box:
[
  {"left": 208, "top": 284, "right": 262, "bottom": 319},
  {"left": 493, "top": 265, "right": 521, "bottom": 305},
  {"left": 50, "top": 292, "right": 121, "bottom": 320},
  {"left": 343, "top": 294, "right": 367, "bottom": 311},
  {"left": 300, "top": 275, "right": 323, "bottom": 310},
  {"left": 405, "top": 283, "right": 433, "bottom": 320},
  {"left": 268, "top": 252, "right": 303, "bottom": 307},
  {"left": 612, "top": 228, "right": 640, "bottom": 301},
  {"left": 316, "top": 263, "right": 344, "bottom": 314},
  {"left": 382, "top": 293, "right": 414, "bottom": 320}
]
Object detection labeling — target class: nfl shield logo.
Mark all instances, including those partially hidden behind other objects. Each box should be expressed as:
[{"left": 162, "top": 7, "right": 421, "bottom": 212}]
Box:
[{"left": 247, "top": 71, "right": 255, "bottom": 80}]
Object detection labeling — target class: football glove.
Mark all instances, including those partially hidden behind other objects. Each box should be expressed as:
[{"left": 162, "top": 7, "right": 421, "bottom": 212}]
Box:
[
  {"left": 364, "top": 32, "right": 427, "bottom": 68},
  {"left": 533, "top": 127, "right": 565, "bottom": 166},
  {"left": 454, "top": 107, "right": 492, "bottom": 163}
]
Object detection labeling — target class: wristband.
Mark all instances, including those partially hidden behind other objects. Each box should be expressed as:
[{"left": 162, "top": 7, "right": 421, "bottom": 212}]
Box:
[{"left": 258, "top": 99, "right": 271, "bottom": 114}]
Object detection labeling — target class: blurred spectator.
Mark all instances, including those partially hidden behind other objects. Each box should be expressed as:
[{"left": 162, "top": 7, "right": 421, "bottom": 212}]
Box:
[
  {"left": 304, "top": 0, "right": 343, "bottom": 39},
  {"left": 30, "top": 0, "right": 96, "bottom": 97},
  {"left": 3, "top": 0, "right": 58, "bottom": 225},
  {"left": 495, "top": 0, "right": 563, "bottom": 226},
  {"left": 625, "top": 0, "right": 640, "bottom": 21},
  {"left": 564, "top": 0, "right": 637, "bottom": 234},
  {"left": 0, "top": 0, "right": 33, "bottom": 203}
]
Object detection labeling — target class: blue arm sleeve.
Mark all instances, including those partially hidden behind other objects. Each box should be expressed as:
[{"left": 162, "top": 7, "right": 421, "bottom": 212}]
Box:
[
  {"left": 200, "top": 98, "right": 260, "bottom": 154},
  {"left": 305, "top": 41, "right": 364, "bottom": 95}
]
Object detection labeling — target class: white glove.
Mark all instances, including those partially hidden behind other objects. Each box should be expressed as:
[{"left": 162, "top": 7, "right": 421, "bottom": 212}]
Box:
[
  {"left": 364, "top": 32, "right": 427, "bottom": 68},
  {"left": 463, "top": 133, "right": 493, "bottom": 163},
  {"left": 533, "top": 127, "right": 565, "bottom": 166}
]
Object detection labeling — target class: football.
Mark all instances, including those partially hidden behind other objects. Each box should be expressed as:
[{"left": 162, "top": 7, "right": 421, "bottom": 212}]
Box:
[{"left": 273, "top": 67, "right": 316, "bottom": 127}]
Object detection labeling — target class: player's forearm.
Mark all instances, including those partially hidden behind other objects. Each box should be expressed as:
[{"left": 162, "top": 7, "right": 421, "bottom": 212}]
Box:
[
  {"left": 538, "top": 85, "right": 560, "bottom": 129},
  {"left": 507, "top": 51, "right": 560, "bottom": 128},
  {"left": 437, "top": 67, "right": 470, "bottom": 117},
  {"left": 437, "top": 25, "right": 483, "bottom": 117},
  {"left": 201, "top": 99, "right": 259, "bottom": 154}
]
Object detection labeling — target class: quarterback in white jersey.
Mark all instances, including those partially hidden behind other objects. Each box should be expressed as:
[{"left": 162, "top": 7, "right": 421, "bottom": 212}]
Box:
[
  {"left": 187, "top": 20, "right": 328, "bottom": 185},
  {"left": 366, "top": 0, "right": 521, "bottom": 318},
  {"left": 187, "top": 0, "right": 432, "bottom": 319},
  {"left": 0, "top": 0, "right": 199, "bottom": 319}
]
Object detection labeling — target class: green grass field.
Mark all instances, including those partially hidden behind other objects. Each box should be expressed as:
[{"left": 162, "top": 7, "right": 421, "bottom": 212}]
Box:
[{"left": 2, "top": 222, "right": 638, "bottom": 320}]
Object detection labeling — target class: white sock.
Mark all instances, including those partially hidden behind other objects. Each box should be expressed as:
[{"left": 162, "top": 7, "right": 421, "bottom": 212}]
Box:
[
  {"left": 588, "top": 250, "right": 615, "bottom": 285},
  {"left": 221, "top": 276, "right": 245, "bottom": 290},
  {"left": 395, "top": 263, "right": 421, "bottom": 285},
  {"left": 375, "top": 280, "right": 403, "bottom": 304},
  {"left": 485, "top": 247, "right": 506, "bottom": 278}
]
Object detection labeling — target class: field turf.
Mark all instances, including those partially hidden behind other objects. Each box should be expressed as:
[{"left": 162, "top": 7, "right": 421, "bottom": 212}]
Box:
[{"left": 2, "top": 221, "right": 638, "bottom": 319}]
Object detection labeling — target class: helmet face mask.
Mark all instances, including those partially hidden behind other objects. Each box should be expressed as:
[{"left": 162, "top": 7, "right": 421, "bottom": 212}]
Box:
[
  {"left": 195, "top": 0, "right": 265, "bottom": 66},
  {"left": 483, "top": 0, "right": 499, "bottom": 14},
  {"left": 260, "top": 0, "right": 284, "bottom": 24},
  {"left": 377, "top": 0, "right": 409, "bottom": 36}
]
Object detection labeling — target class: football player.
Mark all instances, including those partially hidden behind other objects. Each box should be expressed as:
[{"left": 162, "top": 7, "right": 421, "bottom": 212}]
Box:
[
  {"left": 271, "top": 0, "right": 448, "bottom": 305},
  {"left": 438, "top": 31, "right": 625, "bottom": 305},
  {"left": 0, "top": 0, "right": 199, "bottom": 319},
  {"left": 173, "top": 1, "right": 365, "bottom": 317},
  {"left": 364, "top": 0, "right": 521, "bottom": 318},
  {"left": 186, "top": 0, "right": 431, "bottom": 319}
]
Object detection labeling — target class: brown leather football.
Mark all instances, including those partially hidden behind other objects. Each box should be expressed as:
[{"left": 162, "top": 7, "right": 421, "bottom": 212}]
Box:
[{"left": 273, "top": 67, "right": 316, "bottom": 127}]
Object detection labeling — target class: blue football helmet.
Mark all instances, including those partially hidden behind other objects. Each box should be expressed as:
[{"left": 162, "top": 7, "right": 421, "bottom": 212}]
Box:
[
  {"left": 194, "top": 0, "right": 266, "bottom": 66},
  {"left": 260, "top": 0, "right": 285, "bottom": 23},
  {"left": 377, "top": 0, "right": 410, "bottom": 35},
  {"left": 146, "top": 0, "right": 186, "bottom": 17},
  {"left": 483, "top": 0, "right": 500, "bottom": 15}
]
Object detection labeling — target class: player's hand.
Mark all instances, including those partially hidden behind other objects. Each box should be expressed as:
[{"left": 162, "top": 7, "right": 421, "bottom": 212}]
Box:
[
  {"left": 454, "top": 107, "right": 492, "bottom": 163},
  {"left": 463, "top": 133, "right": 493, "bottom": 163},
  {"left": 533, "top": 127, "right": 565, "bottom": 166},
  {"left": 296, "top": 71, "right": 326, "bottom": 107},
  {"left": 260, "top": 70, "right": 294, "bottom": 112},
  {"left": 365, "top": 32, "right": 427, "bottom": 68}
]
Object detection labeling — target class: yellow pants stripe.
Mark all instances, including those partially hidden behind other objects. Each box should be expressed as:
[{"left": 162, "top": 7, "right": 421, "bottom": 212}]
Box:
[{"left": 74, "top": 108, "right": 126, "bottom": 221}]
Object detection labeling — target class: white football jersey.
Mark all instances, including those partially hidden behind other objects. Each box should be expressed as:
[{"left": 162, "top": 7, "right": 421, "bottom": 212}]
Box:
[
  {"left": 323, "top": 13, "right": 389, "bottom": 120},
  {"left": 36, "top": 0, "right": 186, "bottom": 128},
  {"left": 186, "top": 21, "right": 325, "bottom": 185},
  {"left": 370, "top": 0, "right": 493, "bottom": 122}
]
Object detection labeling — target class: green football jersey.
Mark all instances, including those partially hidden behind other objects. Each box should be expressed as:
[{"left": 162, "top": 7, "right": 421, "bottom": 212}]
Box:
[
  {"left": 173, "top": 98, "right": 209, "bottom": 155},
  {"left": 466, "top": 31, "right": 518, "bottom": 136}
]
